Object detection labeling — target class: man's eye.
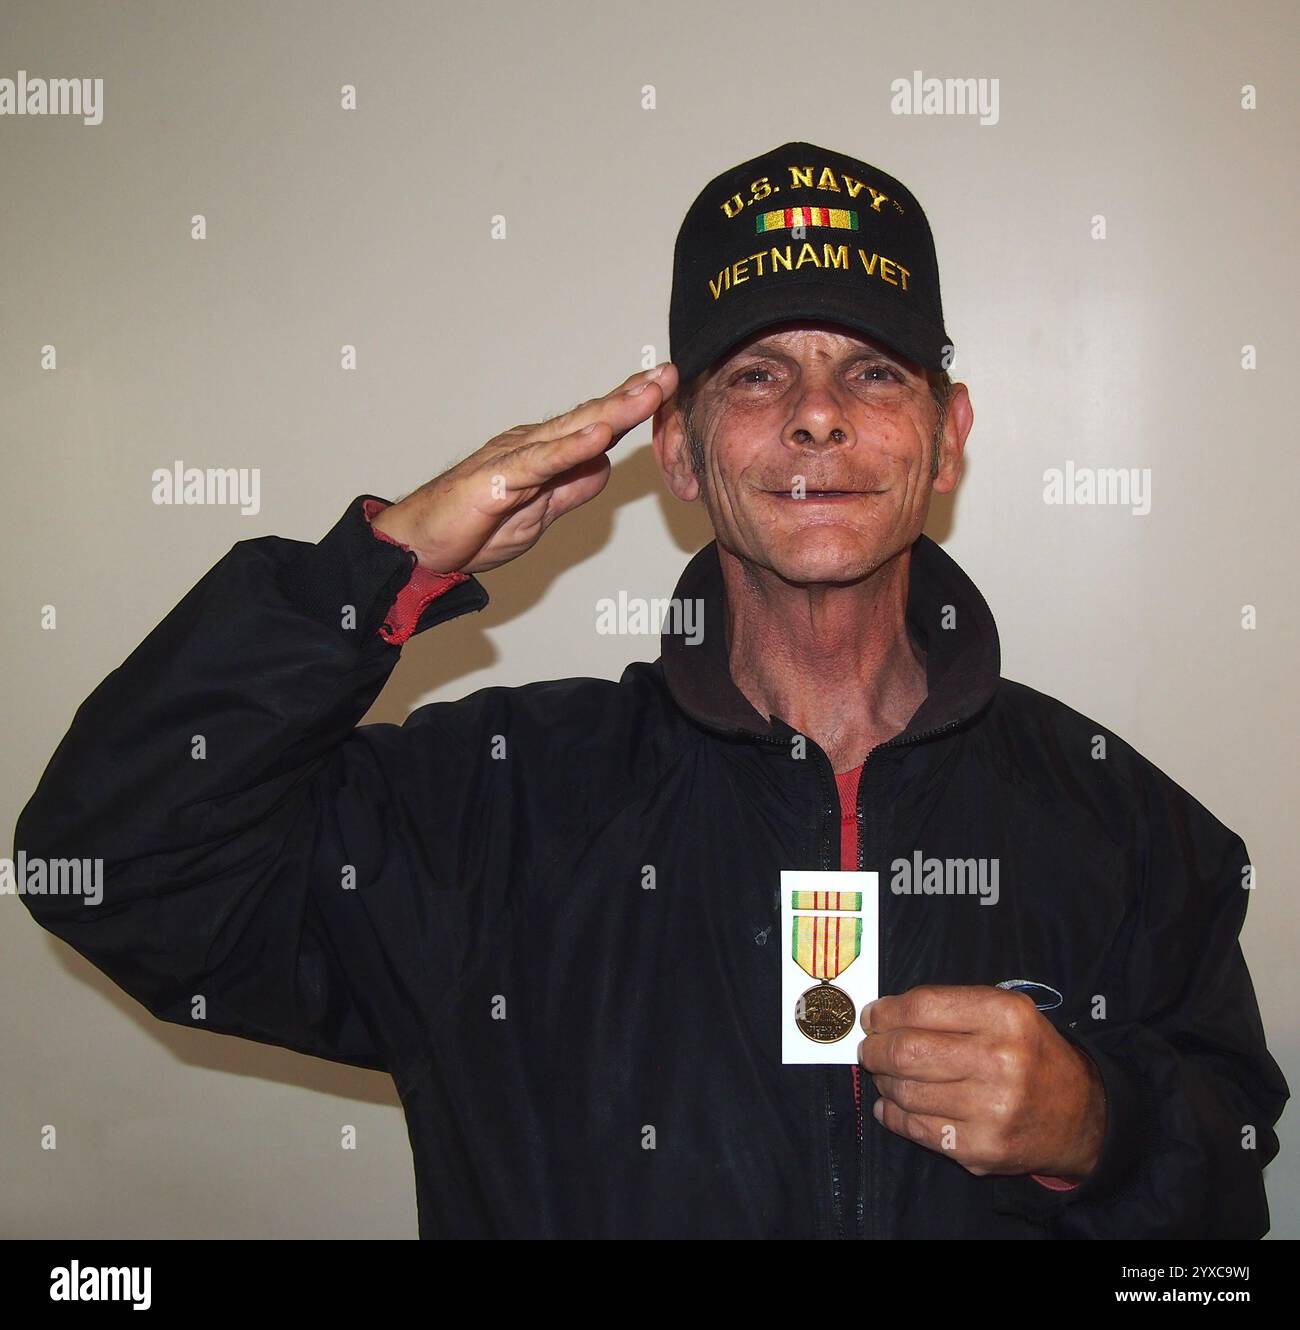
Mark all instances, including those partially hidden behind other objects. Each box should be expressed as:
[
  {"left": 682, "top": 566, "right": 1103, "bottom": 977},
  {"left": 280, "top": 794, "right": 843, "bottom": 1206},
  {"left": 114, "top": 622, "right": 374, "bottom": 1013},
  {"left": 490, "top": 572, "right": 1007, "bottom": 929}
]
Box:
[
  {"left": 858, "top": 363, "right": 901, "bottom": 382},
  {"left": 733, "top": 364, "right": 900, "bottom": 386}
]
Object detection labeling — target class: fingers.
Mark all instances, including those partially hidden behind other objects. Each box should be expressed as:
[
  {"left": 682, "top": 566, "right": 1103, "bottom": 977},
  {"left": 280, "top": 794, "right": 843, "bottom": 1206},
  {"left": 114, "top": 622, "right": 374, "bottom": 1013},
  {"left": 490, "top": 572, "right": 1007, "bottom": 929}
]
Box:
[
  {"left": 873, "top": 1097, "right": 973, "bottom": 1160},
  {"left": 500, "top": 419, "right": 618, "bottom": 491},
  {"left": 536, "top": 363, "right": 678, "bottom": 443},
  {"left": 862, "top": 985, "right": 1021, "bottom": 1037},
  {"left": 538, "top": 452, "right": 613, "bottom": 523},
  {"left": 498, "top": 368, "right": 676, "bottom": 492},
  {"left": 858, "top": 1026, "right": 974, "bottom": 1082},
  {"left": 452, "top": 364, "right": 678, "bottom": 527},
  {"left": 869, "top": 1071, "right": 977, "bottom": 1120}
]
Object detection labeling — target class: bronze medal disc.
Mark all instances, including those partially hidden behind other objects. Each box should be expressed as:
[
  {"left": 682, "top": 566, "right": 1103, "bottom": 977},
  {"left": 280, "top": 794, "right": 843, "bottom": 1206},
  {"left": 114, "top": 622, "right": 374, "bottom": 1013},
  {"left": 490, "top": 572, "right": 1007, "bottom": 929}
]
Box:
[{"left": 794, "top": 982, "right": 857, "bottom": 1043}]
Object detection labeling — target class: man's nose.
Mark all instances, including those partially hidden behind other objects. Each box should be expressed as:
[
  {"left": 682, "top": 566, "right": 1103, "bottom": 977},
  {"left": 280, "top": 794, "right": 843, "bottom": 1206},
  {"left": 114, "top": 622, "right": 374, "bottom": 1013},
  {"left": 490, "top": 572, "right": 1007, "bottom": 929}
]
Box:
[
  {"left": 790, "top": 423, "right": 847, "bottom": 446},
  {"left": 785, "top": 387, "right": 854, "bottom": 449}
]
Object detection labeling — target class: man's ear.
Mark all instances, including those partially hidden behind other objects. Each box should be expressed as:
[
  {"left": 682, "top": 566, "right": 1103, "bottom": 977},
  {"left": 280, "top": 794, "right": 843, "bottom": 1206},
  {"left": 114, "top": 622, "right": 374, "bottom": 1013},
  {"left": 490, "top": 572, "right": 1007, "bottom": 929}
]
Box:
[
  {"left": 653, "top": 398, "right": 702, "bottom": 502},
  {"left": 932, "top": 382, "right": 972, "bottom": 496}
]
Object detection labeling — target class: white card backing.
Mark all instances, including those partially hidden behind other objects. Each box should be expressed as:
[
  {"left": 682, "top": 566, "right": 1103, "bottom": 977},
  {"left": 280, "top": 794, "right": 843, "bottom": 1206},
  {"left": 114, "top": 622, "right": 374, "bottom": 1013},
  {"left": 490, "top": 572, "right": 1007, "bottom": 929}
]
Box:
[{"left": 780, "top": 869, "right": 879, "bottom": 1065}]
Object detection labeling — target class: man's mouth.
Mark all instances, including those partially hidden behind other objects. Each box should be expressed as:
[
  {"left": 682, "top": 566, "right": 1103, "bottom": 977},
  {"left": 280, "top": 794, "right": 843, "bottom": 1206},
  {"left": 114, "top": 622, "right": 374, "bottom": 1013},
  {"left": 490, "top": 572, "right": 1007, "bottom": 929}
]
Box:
[{"left": 764, "top": 489, "right": 872, "bottom": 500}]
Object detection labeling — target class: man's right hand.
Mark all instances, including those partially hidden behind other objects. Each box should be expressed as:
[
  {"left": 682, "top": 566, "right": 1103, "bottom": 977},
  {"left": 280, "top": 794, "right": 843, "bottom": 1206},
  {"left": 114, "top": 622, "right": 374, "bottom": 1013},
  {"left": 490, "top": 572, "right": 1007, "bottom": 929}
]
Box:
[{"left": 371, "top": 362, "right": 679, "bottom": 575}]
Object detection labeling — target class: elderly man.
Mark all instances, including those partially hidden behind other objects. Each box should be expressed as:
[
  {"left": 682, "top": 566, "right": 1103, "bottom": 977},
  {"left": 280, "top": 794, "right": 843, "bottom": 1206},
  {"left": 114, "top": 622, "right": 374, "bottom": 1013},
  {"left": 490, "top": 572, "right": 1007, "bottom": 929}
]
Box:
[{"left": 16, "top": 141, "right": 1287, "bottom": 1239}]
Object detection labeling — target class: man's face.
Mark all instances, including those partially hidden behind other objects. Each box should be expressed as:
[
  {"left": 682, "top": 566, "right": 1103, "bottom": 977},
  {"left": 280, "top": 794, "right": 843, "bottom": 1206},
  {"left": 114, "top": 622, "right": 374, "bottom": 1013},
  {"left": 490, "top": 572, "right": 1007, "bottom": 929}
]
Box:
[{"left": 655, "top": 320, "right": 971, "bottom": 586}]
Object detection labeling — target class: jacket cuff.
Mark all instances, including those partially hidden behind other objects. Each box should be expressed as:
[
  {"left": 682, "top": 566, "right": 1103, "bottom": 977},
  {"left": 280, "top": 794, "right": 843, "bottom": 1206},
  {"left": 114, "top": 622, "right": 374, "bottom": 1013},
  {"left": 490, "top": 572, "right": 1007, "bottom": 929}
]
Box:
[
  {"left": 991, "top": 1025, "right": 1150, "bottom": 1221},
  {"left": 278, "top": 495, "right": 488, "bottom": 644},
  {"left": 362, "top": 498, "right": 471, "bottom": 645}
]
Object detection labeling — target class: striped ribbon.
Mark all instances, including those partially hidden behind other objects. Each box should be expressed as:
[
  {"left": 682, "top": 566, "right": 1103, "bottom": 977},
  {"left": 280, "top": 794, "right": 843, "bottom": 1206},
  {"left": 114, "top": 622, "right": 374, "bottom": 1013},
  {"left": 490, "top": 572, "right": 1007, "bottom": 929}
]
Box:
[
  {"left": 755, "top": 206, "right": 859, "bottom": 233},
  {"left": 790, "top": 890, "right": 862, "bottom": 911},
  {"left": 791, "top": 914, "right": 862, "bottom": 982}
]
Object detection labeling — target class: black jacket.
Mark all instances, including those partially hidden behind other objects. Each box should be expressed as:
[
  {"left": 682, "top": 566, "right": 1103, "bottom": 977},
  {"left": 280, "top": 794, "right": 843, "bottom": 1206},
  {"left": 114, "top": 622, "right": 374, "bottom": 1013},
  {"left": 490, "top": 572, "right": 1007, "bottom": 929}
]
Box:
[{"left": 14, "top": 495, "right": 1288, "bottom": 1238}]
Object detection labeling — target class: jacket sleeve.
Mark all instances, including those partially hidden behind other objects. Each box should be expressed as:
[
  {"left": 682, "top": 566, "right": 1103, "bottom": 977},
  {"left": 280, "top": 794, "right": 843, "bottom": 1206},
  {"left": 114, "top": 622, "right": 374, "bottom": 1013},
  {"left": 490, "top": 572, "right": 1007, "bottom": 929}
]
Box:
[
  {"left": 993, "top": 761, "right": 1290, "bottom": 1237},
  {"left": 12, "top": 495, "right": 490, "bottom": 1083}
]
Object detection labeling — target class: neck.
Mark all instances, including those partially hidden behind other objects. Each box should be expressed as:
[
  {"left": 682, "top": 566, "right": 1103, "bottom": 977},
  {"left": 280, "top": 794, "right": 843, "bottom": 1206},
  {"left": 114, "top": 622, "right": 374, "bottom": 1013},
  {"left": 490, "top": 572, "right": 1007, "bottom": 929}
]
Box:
[{"left": 719, "top": 544, "right": 928, "bottom": 773}]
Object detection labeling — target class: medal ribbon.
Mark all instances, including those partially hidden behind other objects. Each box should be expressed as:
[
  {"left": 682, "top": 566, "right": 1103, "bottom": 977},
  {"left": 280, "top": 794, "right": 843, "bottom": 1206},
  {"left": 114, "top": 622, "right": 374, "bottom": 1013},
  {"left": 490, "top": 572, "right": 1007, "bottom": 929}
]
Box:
[
  {"left": 791, "top": 914, "right": 862, "bottom": 982},
  {"left": 790, "top": 890, "right": 862, "bottom": 912}
]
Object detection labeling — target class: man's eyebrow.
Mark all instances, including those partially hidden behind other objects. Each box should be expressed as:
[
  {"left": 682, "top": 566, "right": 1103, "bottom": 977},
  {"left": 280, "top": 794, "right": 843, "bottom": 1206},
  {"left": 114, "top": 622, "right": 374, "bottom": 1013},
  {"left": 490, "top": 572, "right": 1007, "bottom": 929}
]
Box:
[{"left": 737, "top": 339, "right": 908, "bottom": 365}]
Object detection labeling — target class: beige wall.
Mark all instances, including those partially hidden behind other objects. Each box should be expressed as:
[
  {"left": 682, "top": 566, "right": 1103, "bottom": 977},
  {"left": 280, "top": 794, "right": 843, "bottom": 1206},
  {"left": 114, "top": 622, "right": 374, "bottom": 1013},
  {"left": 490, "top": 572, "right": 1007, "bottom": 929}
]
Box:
[{"left": 2, "top": 0, "right": 1295, "bottom": 1237}]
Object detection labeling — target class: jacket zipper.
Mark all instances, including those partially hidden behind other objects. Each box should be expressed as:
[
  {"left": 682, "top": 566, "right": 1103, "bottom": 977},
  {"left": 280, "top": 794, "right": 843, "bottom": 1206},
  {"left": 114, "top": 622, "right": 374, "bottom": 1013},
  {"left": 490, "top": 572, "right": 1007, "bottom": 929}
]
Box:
[
  {"left": 742, "top": 716, "right": 964, "bottom": 1242},
  {"left": 811, "top": 745, "right": 846, "bottom": 1240},
  {"left": 856, "top": 717, "right": 963, "bottom": 1241},
  {"left": 745, "top": 726, "right": 842, "bottom": 1237}
]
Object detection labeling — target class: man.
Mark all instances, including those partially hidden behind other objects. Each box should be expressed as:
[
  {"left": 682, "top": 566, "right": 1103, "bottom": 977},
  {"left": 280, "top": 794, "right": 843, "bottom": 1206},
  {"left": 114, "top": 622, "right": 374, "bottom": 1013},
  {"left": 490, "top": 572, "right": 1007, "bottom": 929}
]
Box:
[{"left": 15, "top": 141, "right": 1288, "bottom": 1238}]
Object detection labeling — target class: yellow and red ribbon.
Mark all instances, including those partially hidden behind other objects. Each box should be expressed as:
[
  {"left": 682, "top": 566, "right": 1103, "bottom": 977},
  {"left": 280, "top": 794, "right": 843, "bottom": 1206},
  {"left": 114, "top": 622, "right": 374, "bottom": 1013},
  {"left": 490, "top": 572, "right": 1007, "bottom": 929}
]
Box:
[{"left": 791, "top": 914, "right": 862, "bottom": 982}]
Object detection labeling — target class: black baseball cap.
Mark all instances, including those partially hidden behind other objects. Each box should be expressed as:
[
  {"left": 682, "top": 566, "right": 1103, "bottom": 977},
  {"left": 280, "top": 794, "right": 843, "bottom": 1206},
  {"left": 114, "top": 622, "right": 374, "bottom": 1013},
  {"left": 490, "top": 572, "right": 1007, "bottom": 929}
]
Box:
[{"left": 669, "top": 140, "right": 954, "bottom": 387}]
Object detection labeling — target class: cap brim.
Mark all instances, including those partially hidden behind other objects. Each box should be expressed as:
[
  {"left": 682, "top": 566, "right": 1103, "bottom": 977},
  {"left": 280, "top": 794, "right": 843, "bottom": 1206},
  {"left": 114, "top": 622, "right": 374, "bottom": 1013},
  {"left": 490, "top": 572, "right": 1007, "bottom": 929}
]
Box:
[{"left": 672, "top": 277, "right": 952, "bottom": 386}]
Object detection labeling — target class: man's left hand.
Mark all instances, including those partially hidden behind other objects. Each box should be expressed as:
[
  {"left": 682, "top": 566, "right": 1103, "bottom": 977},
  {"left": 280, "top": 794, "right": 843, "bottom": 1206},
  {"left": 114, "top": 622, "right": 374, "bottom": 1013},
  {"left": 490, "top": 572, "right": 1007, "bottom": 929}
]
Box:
[{"left": 858, "top": 984, "right": 1106, "bottom": 1181}]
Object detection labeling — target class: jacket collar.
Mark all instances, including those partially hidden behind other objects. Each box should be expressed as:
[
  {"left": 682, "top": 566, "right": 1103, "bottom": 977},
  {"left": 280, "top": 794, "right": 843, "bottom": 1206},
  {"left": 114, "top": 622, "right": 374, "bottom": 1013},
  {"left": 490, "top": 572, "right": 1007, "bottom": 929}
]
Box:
[{"left": 658, "top": 535, "right": 1001, "bottom": 743}]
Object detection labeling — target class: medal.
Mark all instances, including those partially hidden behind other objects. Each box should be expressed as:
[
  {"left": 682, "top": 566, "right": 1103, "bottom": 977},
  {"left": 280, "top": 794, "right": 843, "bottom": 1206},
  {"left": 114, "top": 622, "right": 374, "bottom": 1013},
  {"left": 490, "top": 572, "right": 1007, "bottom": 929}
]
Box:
[{"left": 791, "top": 912, "right": 862, "bottom": 1043}]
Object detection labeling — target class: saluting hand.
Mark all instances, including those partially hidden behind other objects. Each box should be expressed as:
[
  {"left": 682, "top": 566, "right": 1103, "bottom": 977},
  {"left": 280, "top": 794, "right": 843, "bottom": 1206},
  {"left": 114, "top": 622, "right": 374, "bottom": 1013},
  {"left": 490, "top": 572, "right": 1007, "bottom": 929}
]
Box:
[{"left": 371, "top": 362, "right": 678, "bottom": 575}]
